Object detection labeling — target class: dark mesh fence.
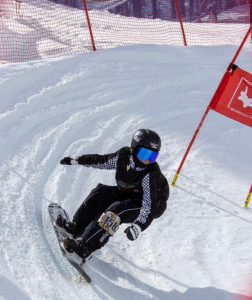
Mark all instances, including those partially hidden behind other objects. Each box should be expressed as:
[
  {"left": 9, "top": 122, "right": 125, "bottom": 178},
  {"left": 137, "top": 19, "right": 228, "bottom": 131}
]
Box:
[{"left": 0, "top": 0, "right": 251, "bottom": 63}]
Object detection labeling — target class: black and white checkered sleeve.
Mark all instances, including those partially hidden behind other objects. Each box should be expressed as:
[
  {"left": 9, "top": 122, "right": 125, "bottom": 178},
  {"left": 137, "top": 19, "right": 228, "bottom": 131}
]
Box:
[
  {"left": 82, "top": 155, "right": 118, "bottom": 170},
  {"left": 135, "top": 173, "right": 151, "bottom": 224}
]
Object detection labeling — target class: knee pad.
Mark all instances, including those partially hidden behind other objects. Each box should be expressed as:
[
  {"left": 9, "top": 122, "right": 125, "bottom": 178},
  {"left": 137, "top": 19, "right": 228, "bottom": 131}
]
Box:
[{"left": 98, "top": 211, "right": 121, "bottom": 236}]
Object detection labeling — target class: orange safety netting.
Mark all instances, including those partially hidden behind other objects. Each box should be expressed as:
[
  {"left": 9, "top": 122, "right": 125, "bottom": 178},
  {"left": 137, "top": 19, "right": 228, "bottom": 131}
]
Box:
[{"left": 0, "top": 0, "right": 251, "bottom": 63}]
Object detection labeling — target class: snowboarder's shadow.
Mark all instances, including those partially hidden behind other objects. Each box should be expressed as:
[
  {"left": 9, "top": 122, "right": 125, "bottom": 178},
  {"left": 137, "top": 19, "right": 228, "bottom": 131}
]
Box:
[
  {"left": 86, "top": 255, "right": 251, "bottom": 300},
  {"left": 87, "top": 255, "right": 186, "bottom": 300}
]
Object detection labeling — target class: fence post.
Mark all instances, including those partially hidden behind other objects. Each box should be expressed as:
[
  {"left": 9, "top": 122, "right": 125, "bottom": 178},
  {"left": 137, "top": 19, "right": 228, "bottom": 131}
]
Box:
[
  {"left": 15, "top": 0, "right": 21, "bottom": 14},
  {"left": 82, "top": 0, "right": 96, "bottom": 51},
  {"left": 174, "top": 0, "right": 187, "bottom": 46}
]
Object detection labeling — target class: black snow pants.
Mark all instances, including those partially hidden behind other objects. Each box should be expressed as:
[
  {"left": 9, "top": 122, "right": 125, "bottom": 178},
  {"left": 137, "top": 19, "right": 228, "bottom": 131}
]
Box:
[{"left": 73, "top": 184, "right": 143, "bottom": 252}]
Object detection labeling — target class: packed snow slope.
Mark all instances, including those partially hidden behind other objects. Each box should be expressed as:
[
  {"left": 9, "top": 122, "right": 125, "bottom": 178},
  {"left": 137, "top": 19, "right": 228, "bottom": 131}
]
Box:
[{"left": 0, "top": 44, "right": 252, "bottom": 300}]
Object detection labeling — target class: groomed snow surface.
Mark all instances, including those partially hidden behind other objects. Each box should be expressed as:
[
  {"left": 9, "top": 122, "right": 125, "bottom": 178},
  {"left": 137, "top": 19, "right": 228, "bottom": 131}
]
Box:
[{"left": 1, "top": 41, "right": 252, "bottom": 300}]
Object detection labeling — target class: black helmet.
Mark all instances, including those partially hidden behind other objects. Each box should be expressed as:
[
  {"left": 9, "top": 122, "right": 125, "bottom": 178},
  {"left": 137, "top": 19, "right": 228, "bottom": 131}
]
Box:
[{"left": 131, "top": 129, "right": 161, "bottom": 155}]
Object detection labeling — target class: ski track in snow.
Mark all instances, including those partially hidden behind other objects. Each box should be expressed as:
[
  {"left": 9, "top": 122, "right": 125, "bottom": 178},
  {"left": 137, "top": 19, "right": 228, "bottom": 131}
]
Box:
[{"left": 0, "top": 44, "right": 252, "bottom": 300}]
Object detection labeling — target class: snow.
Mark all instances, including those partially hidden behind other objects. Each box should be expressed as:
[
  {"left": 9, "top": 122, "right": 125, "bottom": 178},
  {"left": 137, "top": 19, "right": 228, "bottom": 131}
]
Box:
[
  {"left": 1, "top": 42, "right": 252, "bottom": 300},
  {"left": 1, "top": 1, "right": 252, "bottom": 300}
]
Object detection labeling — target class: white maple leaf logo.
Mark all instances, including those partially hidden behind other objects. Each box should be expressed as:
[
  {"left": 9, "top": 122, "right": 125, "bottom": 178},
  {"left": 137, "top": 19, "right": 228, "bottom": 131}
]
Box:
[{"left": 238, "top": 87, "right": 252, "bottom": 108}]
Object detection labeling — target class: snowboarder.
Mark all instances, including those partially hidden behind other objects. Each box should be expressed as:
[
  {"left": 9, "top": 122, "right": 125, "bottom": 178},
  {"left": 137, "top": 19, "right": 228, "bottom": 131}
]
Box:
[{"left": 56, "top": 129, "right": 169, "bottom": 264}]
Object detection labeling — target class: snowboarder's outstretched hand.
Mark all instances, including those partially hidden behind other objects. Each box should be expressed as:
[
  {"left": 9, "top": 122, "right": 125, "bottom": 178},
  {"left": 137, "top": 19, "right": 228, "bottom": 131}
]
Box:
[
  {"left": 60, "top": 156, "right": 78, "bottom": 165},
  {"left": 124, "top": 223, "right": 141, "bottom": 241}
]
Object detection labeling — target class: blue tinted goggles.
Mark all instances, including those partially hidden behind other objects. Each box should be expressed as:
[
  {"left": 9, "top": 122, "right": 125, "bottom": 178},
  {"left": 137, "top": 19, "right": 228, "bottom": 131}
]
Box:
[{"left": 136, "top": 146, "right": 159, "bottom": 164}]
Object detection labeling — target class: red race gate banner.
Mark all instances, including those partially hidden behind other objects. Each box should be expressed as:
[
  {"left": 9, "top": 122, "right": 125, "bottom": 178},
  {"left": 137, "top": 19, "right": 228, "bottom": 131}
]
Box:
[
  {"left": 209, "top": 66, "right": 252, "bottom": 128},
  {"left": 170, "top": 27, "right": 252, "bottom": 207}
]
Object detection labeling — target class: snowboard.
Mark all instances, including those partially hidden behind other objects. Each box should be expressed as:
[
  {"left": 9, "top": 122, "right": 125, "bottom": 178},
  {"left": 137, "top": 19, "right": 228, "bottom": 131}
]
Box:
[{"left": 48, "top": 203, "right": 91, "bottom": 283}]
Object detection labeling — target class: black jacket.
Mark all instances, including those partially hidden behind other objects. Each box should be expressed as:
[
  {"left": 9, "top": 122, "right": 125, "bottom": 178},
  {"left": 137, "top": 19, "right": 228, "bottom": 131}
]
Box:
[{"left": 77, "top": 146, "right": 169, "bottom": 231}]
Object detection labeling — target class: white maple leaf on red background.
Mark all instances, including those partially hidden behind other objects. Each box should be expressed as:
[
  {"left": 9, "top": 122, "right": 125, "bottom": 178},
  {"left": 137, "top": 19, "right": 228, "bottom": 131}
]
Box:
[{"left": 238, "top": 86, "right": 252, "bottom": 108}]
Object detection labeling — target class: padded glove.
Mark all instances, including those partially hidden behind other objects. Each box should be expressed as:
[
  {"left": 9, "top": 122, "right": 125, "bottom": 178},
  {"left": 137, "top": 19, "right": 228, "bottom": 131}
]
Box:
[
  {"left": 60, "top": 156, "right": 78, "bottom": 165},
  {"left": 124, "top": 223, "right": 141, "bottom": 241}
]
